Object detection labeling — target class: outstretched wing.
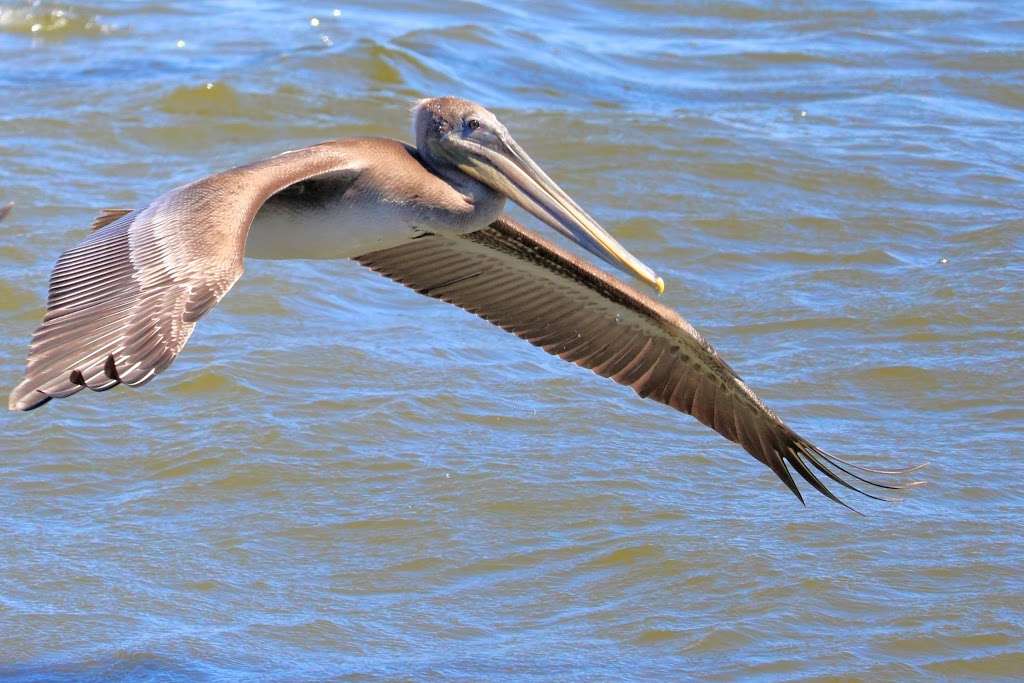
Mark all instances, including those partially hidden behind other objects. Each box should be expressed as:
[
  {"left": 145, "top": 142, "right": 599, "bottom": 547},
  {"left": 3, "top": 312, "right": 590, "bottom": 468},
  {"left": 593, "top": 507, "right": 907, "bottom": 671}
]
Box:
[
  {"left": 355, "top": 216, "right": 918, "bottom": 506},
  {"left": 9, "top": 142, "right": 360, "bottom": 411}
]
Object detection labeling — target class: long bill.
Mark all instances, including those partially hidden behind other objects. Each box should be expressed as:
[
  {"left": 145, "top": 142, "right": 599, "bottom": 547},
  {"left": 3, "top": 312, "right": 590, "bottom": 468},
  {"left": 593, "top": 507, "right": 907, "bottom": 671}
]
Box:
[{"left": 456, "top": 133, "right": 665, "bottom": 294}]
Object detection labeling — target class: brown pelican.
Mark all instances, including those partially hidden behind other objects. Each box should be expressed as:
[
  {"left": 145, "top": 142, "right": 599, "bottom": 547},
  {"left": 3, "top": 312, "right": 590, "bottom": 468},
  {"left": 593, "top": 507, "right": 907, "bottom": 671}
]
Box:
[{"left": 8, "top": 97, "right": 919, "bottom": 508}]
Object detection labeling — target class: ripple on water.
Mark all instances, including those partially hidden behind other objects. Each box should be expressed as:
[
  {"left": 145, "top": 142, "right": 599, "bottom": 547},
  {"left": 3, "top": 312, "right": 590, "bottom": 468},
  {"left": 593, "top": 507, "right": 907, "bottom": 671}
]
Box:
[
  {"left": 394, "top": 23, "right": 498, "bottom": 54},
  {"left": 0, "top": 281, "right": 37, "bottom": 312},
  {"left": 633, "top": 628, "right": 683, "bottom": 645},
  {"left": 925, "top": 651, "right": 1024, "bottom": 678},
  {"left": 166, "top": 369, "right": 256, "bottom": 399},
  {"left": 0, "top": 241, "right": 36, "bottom": 265},
  {"left": 766, "top": 247, "right": 901, "bottom": 266},
  {"left": 943, "top": 76, "right": 1024, "bottom": 112},
  {"left": 879, "top": 630, "right": 1018, "bottom": 657},
  {"left": 580, "top": 543, "right": 664, "bottom": 569},
  {"left": 157, "top": 82, "right": 244, "bottom": 116},
  {"left": 0, "top": 6, "right": 119, "bottom": 38},
  {"left": 287, "top": 37, "right": 456, "bottom": 94},
  {"left": 683, "top": 626, "right": 756, "bottom": 653},
  {"left": 850, "top": 364, "right": 942, "bottom": 393}
]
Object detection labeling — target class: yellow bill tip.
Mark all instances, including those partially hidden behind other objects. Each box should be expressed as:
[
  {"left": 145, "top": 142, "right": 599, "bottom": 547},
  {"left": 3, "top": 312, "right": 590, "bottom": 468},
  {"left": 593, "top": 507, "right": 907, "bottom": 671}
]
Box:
[{"left": 655, "top": 276, "right": 665, "bottom": 295}]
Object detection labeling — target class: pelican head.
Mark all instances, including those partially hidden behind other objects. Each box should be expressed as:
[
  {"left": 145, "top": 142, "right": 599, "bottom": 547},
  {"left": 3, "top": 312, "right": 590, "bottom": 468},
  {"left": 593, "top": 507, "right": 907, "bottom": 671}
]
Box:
[{"left": 413, "top": 96, "right": 664, "bottom": 294}]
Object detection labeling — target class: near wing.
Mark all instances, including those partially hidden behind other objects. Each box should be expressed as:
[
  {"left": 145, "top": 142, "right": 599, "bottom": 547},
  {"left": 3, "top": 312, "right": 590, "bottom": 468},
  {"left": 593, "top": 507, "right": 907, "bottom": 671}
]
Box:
[
  {"left": 9, "top": 142, "right": 359, "bottom": 411},
  {"left": 355, "top": 216, "right": 918, "bottom": 507}
]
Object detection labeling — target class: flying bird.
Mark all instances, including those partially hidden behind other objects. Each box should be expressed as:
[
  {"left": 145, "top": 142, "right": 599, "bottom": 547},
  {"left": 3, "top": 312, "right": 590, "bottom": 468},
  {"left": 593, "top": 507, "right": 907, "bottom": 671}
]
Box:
[{"left": 8, "top": 97, "right": 919, "bottom": 508}]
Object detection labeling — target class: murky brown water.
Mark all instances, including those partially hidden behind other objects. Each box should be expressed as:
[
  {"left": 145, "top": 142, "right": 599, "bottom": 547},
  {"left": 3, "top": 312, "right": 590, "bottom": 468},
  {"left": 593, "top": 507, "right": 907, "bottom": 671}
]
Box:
[{"left": 1, "top": 1, "right": 1022, "bottom": 680}]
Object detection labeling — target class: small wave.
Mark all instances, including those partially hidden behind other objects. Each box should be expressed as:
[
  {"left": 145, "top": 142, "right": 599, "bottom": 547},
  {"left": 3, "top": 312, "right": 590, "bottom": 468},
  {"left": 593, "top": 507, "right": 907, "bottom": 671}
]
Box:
[
  {"left": 683, "top": 626, "right": 755, "bottom": 653},
  {"left": 167, "top": 369, "right": 254, "bottom": 397},
  {"left": 157, "top": 82, "right": 244, "bottom": 117},
  {"left": 339, "top": 517, "right": 423, "bottom": 531},
  {"left": 943, "top": 77, "right": 1024, "bottom": 112},
  {"left": 582, "top": 543, "right": 664, "bottom": 569},
  {"left": 387, "top": 556, "right": 445, "bottom": 573},
  {"left": 850, "top": 364, "right": 941, "bottom": 393},
  {"left": 394, "top": 23, "right": 498, "bottom": 52},
  {"left": 925, "top": 651, "right": 1024, "bottom": 677},
  {"left": 0, "top": 5, "right": 119, "bottom": 38},
  {"left": 634, "top": 628, "right": 683, "bottom": 645},
  {"left": 289, "top": 38, "right": 456, "bottom": 94},
  {"left": 765, "top": 248, "right": 901, "bottom": 265},
  {"left": 726, "top": 316, "right": 860, "bottom": 335},
  {"left": 0, "top": 281, "right": 36, "bottom": 312}
]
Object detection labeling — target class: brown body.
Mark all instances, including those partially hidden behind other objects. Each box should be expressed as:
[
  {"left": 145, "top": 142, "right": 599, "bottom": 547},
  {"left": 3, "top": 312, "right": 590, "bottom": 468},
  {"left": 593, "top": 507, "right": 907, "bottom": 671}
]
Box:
[{"left": 8, "top": 97, "right": 919, "bottom": 508}]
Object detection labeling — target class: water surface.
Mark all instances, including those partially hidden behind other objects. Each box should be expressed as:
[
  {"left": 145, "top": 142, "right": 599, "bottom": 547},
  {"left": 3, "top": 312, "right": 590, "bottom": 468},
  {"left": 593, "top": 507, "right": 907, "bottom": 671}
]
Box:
[{"left": 1, "top": 0, "right": 1022, "bottom": 680}]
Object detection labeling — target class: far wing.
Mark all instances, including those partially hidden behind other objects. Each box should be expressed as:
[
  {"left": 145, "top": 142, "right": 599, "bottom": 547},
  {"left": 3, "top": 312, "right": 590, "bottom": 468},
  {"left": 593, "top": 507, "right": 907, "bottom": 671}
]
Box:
[
  {"left": 356, "top": 215, "right": 916, "bottom": 506},
  {"left": 9, "top": 142, "right": 361, "bottom": 411}
]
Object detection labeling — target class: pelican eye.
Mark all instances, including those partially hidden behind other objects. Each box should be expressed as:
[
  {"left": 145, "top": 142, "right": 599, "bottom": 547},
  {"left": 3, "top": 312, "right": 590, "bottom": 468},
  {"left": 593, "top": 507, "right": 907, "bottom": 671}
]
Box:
[{"left": 465, "top": 118, "right": 481, "bottom": 131}]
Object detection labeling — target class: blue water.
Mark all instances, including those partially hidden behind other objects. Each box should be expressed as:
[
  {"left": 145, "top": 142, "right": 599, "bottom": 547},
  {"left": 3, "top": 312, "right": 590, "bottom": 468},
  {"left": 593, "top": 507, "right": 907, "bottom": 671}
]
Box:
[{"left": 1, "top": 1, "right": 1022, "bottom": 680}]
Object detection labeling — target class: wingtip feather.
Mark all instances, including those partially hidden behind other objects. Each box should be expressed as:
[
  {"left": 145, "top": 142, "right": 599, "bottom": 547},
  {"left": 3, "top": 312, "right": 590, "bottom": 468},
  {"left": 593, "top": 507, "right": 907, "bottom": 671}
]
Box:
[{"left": 8, "top": 382, "right": 52, "bottom": 411}]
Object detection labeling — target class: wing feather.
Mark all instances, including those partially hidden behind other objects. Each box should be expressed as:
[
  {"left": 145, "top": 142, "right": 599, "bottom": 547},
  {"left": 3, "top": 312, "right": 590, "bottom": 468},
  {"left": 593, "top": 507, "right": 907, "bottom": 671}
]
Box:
[
  {"left": 9, "top": 142, "right": 361, "bottom": 410},
  {"left": 356, "top": 215, "right": 918, "bottom": 506}
]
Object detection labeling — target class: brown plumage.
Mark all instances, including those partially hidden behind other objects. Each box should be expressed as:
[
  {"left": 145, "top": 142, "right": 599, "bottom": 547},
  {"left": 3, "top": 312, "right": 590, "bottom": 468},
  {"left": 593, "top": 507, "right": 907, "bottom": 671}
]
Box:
[
  {"left": 9, "top": 142, "right": 360, "bottom": 411},
  {"left": 8, "top": 96, "right": 920, "bottom": 508},
  {"left": 88, "top": 208, "right": 132, "bottom": 233},
  {"left": 357, "top": 216, "right": 917, "bottom": 508}
]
